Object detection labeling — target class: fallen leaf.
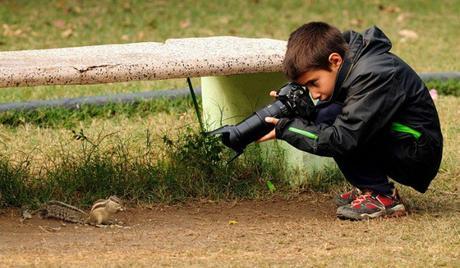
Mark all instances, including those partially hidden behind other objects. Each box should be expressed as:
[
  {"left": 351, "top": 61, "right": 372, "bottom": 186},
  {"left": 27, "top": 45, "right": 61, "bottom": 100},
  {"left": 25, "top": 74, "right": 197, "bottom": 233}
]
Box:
[
  {"left": 75, "top": 6, "right": 82, "bottom": 13},
  {"left": 219, "top": 16, "right": 230, "bottom": 25},
  {"left": 350, "top": 18, "right": 363, "bottom": 27},
  {"left": 396, "top": 13, "right": 407, "bottom": 23},
  {"left": 123, "top": 2, "right": 131, "bottom": 11},
  {"left": 69, "top": 6, "right": 82, "bottom": 14},
  {"left": 2, "top": 24, "right": 25, "bottom": 37},
  {"left": 137, "top": 31, "right": 145, "bottom": 40},
  {"left": 378, "top": 4, "right": 401, "bottom": 13},
  {"left": 52, "top": 19, "right": 66, "bottom": 29},
  {"left": 228, "top": 220, "right": 238, "bottom": 225},
  {"left": 180, "top": 19, "right": 190, "bottom": 29},
  {"left": 61, "top": 28, "right": 73, "bottom": 38},
  {"left": 399, "top": 29, "right": 418, "bottom": 40}
]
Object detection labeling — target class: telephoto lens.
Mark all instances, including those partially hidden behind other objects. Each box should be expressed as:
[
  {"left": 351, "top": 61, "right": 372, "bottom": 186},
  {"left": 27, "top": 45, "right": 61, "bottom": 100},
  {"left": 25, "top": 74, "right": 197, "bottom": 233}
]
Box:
[
  {"left": 207, "top": 100, "right": 288, "bottom": 159},
  {"left": 207, "top": 82, "right": 313, "bottom": 161}
]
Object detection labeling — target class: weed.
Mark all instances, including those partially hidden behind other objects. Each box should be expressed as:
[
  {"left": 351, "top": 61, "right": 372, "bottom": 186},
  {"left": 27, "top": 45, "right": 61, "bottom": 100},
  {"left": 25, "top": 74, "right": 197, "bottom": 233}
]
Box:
[
  {"left": 0, "top": 124, "right": 294, "bottom": 208},
  {"left": 0, "top": 157, "right": 32, "bottom": 207}
]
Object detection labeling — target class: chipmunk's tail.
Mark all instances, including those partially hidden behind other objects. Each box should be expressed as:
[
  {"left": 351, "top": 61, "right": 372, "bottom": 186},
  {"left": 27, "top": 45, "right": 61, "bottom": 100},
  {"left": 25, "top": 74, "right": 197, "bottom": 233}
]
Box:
[{"left": 39, "top": 200, "right": 88, "bottom": 224}]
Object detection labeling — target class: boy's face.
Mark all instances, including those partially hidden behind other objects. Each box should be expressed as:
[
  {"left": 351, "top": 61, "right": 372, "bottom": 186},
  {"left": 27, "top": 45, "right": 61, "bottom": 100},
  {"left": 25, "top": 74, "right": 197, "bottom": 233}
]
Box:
[{"left": 295, "top": 53, "right": 343, "bottom": 102}]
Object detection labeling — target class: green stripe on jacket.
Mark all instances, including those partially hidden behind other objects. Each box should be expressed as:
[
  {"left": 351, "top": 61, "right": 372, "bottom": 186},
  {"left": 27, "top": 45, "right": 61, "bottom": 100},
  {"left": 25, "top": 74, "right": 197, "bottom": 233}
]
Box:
[
  {"left": 288, "top": 127, "right": 318, "bottom": 140},
  {"left": 391, "top": 122, "right": 422, "bottom": 140}
]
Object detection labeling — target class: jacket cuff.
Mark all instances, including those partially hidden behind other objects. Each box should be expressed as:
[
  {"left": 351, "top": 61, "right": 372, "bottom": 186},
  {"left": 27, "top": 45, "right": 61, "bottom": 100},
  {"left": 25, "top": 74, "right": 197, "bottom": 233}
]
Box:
[{"left": 275, "top": 118, "right": 292, "bottom": 139}]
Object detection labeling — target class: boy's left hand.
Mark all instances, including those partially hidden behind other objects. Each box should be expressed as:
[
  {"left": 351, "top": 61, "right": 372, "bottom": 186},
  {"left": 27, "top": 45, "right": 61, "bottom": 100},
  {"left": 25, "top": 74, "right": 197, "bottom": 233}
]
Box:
[{"left": 257, "top": 117, "right": 279, "bottom": 142}]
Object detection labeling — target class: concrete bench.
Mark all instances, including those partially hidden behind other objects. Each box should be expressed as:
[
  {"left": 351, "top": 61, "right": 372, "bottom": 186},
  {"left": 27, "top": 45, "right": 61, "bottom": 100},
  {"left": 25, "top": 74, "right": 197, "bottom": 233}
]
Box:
[
  {"left": 0, "top": 37, "right": 329, "bottom": 169},
  {"left": 0, "top": 37, "right": 286, "bottom": 87}
]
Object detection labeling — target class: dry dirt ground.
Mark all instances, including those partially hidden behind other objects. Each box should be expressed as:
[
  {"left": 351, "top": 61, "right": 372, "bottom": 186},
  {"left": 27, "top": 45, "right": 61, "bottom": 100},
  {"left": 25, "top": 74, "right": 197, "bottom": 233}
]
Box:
[{"left": 0, "top": 193, "right": 459, "bottom": 267}]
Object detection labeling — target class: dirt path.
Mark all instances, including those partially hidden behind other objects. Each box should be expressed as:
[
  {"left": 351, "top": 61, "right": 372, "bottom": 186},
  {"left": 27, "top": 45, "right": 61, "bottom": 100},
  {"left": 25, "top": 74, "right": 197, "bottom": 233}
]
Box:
[{"left": 0, "top": 193, "right": 459, "bottom": 267}]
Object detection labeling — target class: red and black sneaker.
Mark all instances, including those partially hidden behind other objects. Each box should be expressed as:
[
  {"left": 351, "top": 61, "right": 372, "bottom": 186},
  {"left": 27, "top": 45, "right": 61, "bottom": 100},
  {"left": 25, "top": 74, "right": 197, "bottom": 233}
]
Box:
[
  {"left": 336, "top": 189, "right": 406, "bottom": 220},
  {"left": 334, "top": 187, "right": 362, "bottom": 207}
]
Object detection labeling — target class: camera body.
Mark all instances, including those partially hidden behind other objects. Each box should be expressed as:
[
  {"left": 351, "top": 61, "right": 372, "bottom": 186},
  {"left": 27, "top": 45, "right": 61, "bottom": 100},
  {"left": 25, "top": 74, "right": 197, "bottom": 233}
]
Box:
[
  {"left": 276, "top": 82, "right": 316, "bottom": 120},
  {"left": 207, "top": 82, "right": 316, "bottom": 160}
]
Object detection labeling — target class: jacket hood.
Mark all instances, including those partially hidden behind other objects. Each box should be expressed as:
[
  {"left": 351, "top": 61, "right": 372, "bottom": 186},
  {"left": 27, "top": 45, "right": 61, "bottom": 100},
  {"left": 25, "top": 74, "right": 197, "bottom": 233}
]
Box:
[
  {"left": 343, "top": 26, "right": 393, "bottom": 63},
  {"left": 324, "top": 26, "right": 392, "bottom": 104}
]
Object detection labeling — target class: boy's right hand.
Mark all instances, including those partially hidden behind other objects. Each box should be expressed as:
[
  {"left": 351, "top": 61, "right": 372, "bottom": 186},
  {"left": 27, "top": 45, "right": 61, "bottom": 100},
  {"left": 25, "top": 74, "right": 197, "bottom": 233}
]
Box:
[
  {"left": 269, "top": 91, "right": 278, "bottom": 98},
  {"left": 257, "top": 117, "right": 279, "bottom": 142}
]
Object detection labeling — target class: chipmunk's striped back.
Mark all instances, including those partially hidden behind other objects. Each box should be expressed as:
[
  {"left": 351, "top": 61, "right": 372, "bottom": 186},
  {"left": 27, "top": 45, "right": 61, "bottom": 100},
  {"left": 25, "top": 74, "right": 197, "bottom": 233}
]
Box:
[{"left": 38, "top": 200, "right": 88, "bottom": 224}]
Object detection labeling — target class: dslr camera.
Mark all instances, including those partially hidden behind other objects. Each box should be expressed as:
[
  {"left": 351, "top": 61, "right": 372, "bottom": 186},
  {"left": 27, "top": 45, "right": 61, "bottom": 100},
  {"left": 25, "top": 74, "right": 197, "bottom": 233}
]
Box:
[{"left": 207, "top": 82, "right": 316, "bottom": 160}]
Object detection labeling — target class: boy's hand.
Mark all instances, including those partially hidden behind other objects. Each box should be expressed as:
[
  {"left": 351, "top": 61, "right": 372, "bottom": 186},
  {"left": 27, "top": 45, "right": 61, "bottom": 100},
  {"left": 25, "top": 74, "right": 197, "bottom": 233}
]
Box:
[
  {"left": 257, "top": 117, "right": 279, "bottom": 142},
  {"left": 257, "top": 90, "right": 279, "bottom": 143}
]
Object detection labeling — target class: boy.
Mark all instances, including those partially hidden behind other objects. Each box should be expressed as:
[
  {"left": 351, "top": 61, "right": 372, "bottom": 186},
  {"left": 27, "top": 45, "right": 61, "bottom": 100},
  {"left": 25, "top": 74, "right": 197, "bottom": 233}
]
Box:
[{"left": 259, "top": 22, "right": 443, "bottom": 220}]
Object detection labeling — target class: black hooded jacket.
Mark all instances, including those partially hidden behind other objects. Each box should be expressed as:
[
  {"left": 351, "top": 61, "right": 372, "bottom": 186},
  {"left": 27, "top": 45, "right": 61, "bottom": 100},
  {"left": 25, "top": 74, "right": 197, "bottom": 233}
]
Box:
[{"left": 275, "top": 26, "right": 443, "bottom": 193}]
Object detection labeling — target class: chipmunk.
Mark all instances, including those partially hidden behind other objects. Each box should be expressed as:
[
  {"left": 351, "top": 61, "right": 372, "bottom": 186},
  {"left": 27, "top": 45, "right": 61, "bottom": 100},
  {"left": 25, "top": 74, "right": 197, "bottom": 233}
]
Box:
[
  {"left": 86, "top": 196, "right": 124, "bottom": 225},
  {"left": 32, "top": 196, "right": 124, "bottom": 226}
]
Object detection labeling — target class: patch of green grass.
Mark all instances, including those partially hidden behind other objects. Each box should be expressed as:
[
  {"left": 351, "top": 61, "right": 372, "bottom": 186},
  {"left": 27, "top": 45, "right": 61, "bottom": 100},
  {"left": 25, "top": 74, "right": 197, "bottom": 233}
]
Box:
[
  {"left": 0, "top": 97, "right": 195, "bottom": 129},
  {"left": 0, "top": 157, "right": 33, "bottom": 207},
  {"left": 0, "top": 0, "right": 458, "bottom": 209},
  {"left": 0, "top": 95, "right": 458, "bottom": 211},
  {"left": 426, "top": 79, "right": 460, "bottom": 97},
  {"left": 0, "top": 79, "right": 199, "bottom": 103},
  {"left": 0, "top": 125, "right": 292, "bottom": 208},
  {"left": 0, "top": 90, "right": 458, "bottom": 209},
  {"left": 0, "top": 80, "right": 456, "bottom": 130},
  {"left": 0, "top": 0, "right": 458, "bottom": 102}
]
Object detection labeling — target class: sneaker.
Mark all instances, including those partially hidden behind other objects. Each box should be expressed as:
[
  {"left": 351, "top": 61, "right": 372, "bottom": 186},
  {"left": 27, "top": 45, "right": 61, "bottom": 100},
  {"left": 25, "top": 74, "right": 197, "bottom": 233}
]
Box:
[
  {"left": 334, "top": 187, "right": 362, "bottom": 206},
  {"left": 336, "top": 189, "right": 406, "bottom": 220}
]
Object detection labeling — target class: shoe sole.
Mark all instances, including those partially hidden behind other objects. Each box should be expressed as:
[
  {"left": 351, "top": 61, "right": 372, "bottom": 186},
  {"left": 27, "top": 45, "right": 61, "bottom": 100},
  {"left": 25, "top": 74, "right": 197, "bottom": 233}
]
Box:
[
  {"left": 385, "top": 204, "right": 408, "bottom": 218},
  {"left": 336, "top": 204, "right": 407, "bottom": 221}
]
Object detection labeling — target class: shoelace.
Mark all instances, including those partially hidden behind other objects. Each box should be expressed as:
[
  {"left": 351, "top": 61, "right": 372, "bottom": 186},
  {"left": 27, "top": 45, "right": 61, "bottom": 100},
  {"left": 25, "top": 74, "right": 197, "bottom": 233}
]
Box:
[
  {"left": 341, "top": 188, "right": 361, "bottom": 199},
  {"left": 351, "top": 192, "right": 373, "bottom": 206}
]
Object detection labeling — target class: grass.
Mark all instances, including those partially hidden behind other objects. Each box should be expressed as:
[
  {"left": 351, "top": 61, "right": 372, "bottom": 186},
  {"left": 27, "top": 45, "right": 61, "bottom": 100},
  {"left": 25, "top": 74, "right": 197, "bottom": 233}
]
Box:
[
  {"left": 426, "top": 79, "right": 460, "bottom": 97},
  {"left": 0, "top": 0, "right": 459, "bottom": 102},
  {"left": 0, "top": 80, "right": 456, "bottom": 130},
  {"left": 0, "top": 3, "right": 458, "bottom": 267},
  {"left": 0, "top": 96, "right": 350, "bottom": 209},
  {"left": 0, "top": 123, "right": 295, "bottom": 208},
  {"left": 0, "top": 93, "right": 458, "bottom": 210},
  {"left": 0, "top": 97, "right": 194, "bottom": 129},
  {"left": 0, "top": 1, "right": 458, "bottom": 211},
  {"left": 0, "top": 79, "right": 199, "bottom": 103}
]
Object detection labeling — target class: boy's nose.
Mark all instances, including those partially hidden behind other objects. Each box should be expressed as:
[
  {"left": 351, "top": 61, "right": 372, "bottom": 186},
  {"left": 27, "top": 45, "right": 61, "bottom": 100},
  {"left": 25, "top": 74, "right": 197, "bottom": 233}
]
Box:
[{"left": 311, "top": 92, "right": 321, "bottom": 100}]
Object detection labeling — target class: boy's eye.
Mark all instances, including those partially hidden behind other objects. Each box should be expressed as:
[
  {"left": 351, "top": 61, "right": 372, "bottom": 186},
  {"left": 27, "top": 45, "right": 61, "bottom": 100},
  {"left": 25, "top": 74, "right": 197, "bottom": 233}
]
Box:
[{"left": 309, "top": 80, "right": 318, "bottom": 87}]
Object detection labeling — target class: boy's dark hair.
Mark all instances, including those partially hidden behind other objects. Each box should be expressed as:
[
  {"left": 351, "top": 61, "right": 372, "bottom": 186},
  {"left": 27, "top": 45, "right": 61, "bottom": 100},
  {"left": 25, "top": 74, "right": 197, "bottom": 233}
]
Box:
[{"left": 284, "top": 22, "right": 348, "bottom": 80}]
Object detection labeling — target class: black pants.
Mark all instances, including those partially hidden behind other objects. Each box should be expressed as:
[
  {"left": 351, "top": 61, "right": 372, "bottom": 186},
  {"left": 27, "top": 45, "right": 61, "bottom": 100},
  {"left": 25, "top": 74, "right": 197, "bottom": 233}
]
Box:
[{"left": 315, "top": 103, "right": 395, "bottom": 195}]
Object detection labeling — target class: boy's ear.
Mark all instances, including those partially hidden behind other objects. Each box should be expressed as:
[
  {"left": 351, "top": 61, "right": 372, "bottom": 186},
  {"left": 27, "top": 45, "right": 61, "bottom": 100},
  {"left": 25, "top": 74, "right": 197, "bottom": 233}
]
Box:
[{"left": 328, "top": 53, "right": 343, "bottom": 69}]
